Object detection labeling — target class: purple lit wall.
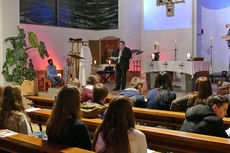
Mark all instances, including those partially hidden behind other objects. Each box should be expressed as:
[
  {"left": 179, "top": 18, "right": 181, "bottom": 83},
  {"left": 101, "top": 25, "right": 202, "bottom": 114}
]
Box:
[
  {"left": 197, "top": 0, "right": 230, "bottom": 72},
  {"left": 144, "top": 0, "right": 192, "bottom": 31}
]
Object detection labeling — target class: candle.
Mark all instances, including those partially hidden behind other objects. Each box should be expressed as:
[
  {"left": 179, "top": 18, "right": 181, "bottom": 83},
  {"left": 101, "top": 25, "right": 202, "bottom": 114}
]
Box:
[
  {"left": 152, "top": 54, "right": 155, "bottom": 61},
  {"left": 187, "top": 53, "right": 191, "bottom": 60},
  {"left": 210, "top": 37, "right": 213, "bottom": 46},
  {"left": 174, "top": 40, "right": 177, "bottom": 49},
  {"left": 157, "top": 42, "right": 160, "bottom": 52},
  {"left": 109, "top": 60, "right": 111, "bottom": 65},
  {"left": 94, "top": 60, "right": 97, "bottom": 65}
]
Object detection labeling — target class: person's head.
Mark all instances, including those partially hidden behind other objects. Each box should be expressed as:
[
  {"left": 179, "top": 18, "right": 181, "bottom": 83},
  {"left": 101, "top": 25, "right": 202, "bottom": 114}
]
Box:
[
  {"left": 0, "top": 86, "right": 25, "bottom": 127},
  {"left": 46, "top": 85, "right": 81, "bottom": 138},
  {"left": 86, "top": 73, "right": 99, "bottom": 85},
  {"left": 48, "top": 59, "right": 53, "bottom": 65},
  {"left": 92, "top": 95, "right": 135, "bottom": 153},
  {"left": 69, "top": 78, "right": 81, "bottom": 89},
  {"left": 226, "top": 24, "right": 229, "bottom": 29},
  {"left": 154, "top": 72, "right": 173, "bottom": 91},
  {"left": 130, "top": 77, "right": 144, "bottom": 93},
  {"left": 189, "top": 77, "right": 212, "bottom": 106},
  {"left": 206, "top": 95, "right": 229, "bottom": 119},
  {"left": 120, "top": 41, "right": 125, "bottom": 50},
  {"left": 92, "top": 83, "right": 108, "bottom": 103}
]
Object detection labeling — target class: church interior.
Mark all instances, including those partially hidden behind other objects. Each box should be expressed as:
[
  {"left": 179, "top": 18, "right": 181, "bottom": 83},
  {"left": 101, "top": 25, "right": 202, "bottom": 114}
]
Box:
[{"left": 1, "top": 0, "right": 230, "bottom": 152}]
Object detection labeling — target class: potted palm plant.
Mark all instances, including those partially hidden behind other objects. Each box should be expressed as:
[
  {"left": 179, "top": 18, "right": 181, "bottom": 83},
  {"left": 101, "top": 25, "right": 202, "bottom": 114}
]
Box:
[{"left": 2, "top": 26, "right": 49, "bottom": 94}]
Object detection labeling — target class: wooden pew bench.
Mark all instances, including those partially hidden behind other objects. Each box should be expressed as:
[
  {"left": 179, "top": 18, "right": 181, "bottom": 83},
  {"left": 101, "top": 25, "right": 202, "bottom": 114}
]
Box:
[
  {"left": 0, "top": 129, "right": 94, "bottom": 153},
  {"left": 26, "top": 96, "right": 230, "bottom": 129},
  {"left": 26, "top": 109, "right": 230, "bottom": 153}
]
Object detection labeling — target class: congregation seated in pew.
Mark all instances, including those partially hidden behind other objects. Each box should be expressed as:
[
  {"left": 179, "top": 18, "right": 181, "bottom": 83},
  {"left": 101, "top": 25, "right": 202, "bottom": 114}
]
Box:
[
  {"left": 46, "top": 85, "right": 92, "bottom": 150},
  {"left": 181, "top": 95, "right": 229, "bottom": 138},
  {"left": 120, "top": 77, "right": 147, "bottom": 108},
  {"left": 81, "top": 83, "right": 108, "bottom": 119},
  {"left": 147, "top": 72, "right": 176, "bottom": 110},
  {"left": 81, "top": 73, "right": 100, "bottom": 102},
  {"left": 0, "top": 86, "right": 32, "bottom": 135},
  {"left": 92, "top": 95, "right": 148, "bottom": 153},
  {"left": 170, "top": 77, "right": 212, "bottom": 112}
]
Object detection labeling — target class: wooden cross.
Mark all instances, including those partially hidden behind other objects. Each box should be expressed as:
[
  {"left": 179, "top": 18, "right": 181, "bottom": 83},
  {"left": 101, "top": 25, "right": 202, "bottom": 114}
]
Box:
[
  {"left": 179, "top": 62, "right": 185, "bottom": 69},
  {"left": 163, "top": 61, "right": 168, "bottom": 68},
  {"left": 156, "top": 0, "right": 185, "bottom": 17}
]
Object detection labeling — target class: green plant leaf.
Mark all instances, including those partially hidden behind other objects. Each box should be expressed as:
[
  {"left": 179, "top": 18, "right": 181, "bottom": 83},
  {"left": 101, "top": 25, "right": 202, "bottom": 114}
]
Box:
[
  {"left": 28, "top": 32, "right": 38, "bottom": 48},
  {"left": 38, "top": 41, "right": 49, "bottom": 59},
  {"left": 5, "top": 48, "right": 15, "bottom": 66}
]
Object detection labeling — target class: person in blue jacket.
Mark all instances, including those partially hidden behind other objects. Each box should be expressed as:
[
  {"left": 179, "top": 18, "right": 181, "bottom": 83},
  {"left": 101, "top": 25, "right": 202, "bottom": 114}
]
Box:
[
  {"left": 120, "top": 77, "right": 147, "bottom": 108},
  {"left": 147, "top": 72, "right": 176, "bottom": 110}
]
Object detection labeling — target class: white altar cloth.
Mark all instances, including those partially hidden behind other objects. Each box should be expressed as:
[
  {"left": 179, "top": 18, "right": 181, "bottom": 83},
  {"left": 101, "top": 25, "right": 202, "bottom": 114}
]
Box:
[{"left": 143, "top": 61, "right": 211, "bottom": 77}]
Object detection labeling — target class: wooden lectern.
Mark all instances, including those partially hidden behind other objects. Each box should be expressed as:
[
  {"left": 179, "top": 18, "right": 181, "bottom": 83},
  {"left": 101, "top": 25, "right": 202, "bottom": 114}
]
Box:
[
  {"left": 68, "top": 53, "right": 84, "bottom": 80},
  {"left": 221, "top": 36, "right": 230, "bottom": 40},
  {"left": 68, "top": 41, "right": 87, "bottom": 81}
]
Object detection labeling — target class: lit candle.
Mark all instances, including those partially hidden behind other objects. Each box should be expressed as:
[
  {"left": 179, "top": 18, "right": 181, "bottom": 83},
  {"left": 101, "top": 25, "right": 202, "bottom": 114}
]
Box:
[
  {"left": 187, "top": 53, "right": 191, "bottom": 60},
  {"left": 210, "top": 37, "right": 213, "bottom": 46},
  {"left": 109, "top": 60, "right": 111, "bottom": 65},
  {"left": 152, "top": 54, "right": 155, "bottom": 61},
  {"left": 174, "top": 40, "right": 177, "bottom": 49},
  {"left": 94, "top": 60, "right": 97, "bottom": 65}
]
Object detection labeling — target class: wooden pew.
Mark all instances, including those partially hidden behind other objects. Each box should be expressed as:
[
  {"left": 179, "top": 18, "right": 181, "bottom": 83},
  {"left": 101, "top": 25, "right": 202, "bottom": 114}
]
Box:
[
  {"left": 26, "top": 96, "right": 230, "bottom": 129},
  {"left": 0, "top": 129, "right": 94, "bottom": 153},
  {"left": 26, "top": 109, "right": 230, "bottom": 153}
]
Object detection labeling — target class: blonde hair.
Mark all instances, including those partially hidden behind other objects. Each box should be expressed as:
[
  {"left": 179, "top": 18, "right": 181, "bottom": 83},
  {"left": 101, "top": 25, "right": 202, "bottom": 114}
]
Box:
[{"left": 130, "top": 77, "right": 144, "bottom": 89}]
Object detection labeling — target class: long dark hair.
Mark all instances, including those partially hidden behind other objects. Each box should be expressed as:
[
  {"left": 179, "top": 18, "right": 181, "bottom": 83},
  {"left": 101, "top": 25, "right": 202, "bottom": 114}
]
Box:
[
  {"left": 154, "top": 72, "right": 173, "bottom": 104},
  {"left": 0, "top": 86, "right": 27, "bottom": 128},
  {"left": 46, "top": 85, "right": 81, "bottom": 139},
  {"left": 188, "top": 77, "right": 212, "bottom": 107},
  {"left": 92, "top": 96, "right": 135, "bottom": 153}
]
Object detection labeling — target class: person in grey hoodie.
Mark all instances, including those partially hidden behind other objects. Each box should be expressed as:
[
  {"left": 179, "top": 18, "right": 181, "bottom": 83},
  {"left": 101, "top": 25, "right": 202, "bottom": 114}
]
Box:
[{"left": 120, "top": 77, "right": 147, "bottom": 108}]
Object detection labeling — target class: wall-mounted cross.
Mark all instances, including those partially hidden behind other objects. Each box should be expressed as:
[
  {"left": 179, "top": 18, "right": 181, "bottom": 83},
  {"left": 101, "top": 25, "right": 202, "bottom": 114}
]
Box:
[
  {"left": 179, "top": 62, "right": 185, "bottom": 69},
  {"left": 156, "top": 0, "right": 185, "bottom": 17},
  {"left": 163, "top": 61, "right": 168, "bottom": 68}
]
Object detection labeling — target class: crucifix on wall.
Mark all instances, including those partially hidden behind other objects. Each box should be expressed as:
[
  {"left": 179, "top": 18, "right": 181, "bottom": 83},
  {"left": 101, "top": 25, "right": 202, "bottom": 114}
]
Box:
[{"left": 156, "top": 0, "right": 185, "bottom": 17}]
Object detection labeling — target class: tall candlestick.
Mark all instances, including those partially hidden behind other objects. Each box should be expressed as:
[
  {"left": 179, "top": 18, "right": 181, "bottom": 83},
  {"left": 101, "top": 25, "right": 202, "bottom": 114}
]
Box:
[
  {"left": 210, "top": 37, "right": 213, "bottom": 46},
  {"left": 152, "top": 54, "right": 155, "bottom": 61},
  {"left": 187, "top": 53, "right": 191, "bottom": 60},
  {"left": 174, "top": 40, "right": 177, "bottom": 49},
  {"left": 109, "top": 60, "right": 111, "bottom": 65},
  {"left": 94, "top": 60, "right": 97, "bottom": 65}
]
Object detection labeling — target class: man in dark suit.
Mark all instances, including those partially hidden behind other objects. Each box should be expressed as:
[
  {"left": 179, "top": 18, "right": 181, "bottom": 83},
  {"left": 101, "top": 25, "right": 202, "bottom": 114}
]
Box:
[{"left": 112, "top": 41, "right": 132, "bottom": 91}]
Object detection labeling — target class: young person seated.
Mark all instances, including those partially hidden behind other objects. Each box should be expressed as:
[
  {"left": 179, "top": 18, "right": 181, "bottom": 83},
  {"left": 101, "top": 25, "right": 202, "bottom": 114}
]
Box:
[
  {"left": 93, "top": 95, "right": 147, "bottom": 153},
  {"left": 170, "top": 77, "right": 212, "bottom": 112},
  {"left": 81, "top": 73, "right": 99, "bottom": 102},
  {"left": 147, "top": 72, "right": 176, "bottom": 110},
  {"left": 46, "top": 59, "right": 63, "bottom": 88},
  {"left": 120, "top": 77, "right": 146, "bottom": 108},
  {"left": 82, "top": 83, "right": 108, "bottom": 119},
  {"left": 0, "top": 86, "right": 31, "bottom": 135},
  {"left": 46, "top": 85, "right": 91, "bottom": 150},
  {"left": 181, "top": 95, "right": 229, "bottom": 138}
]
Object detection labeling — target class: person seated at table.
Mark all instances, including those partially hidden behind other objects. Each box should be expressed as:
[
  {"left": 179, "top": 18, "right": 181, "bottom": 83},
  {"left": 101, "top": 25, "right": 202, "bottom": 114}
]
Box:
[
  {"left": 46, "top": 59, "right": 63, "bottom": 88},
  {"left": 147, "top": 72, "right": 176, "bottom": 110},
  {"left": 92, "top": 95, "right": 147, "bottom": 153},
  {"left": 82, "top": 83, "right": 108, "bottom": 119},
  {"left": 0, "top": 86, "right": 31, "bottom": 135},
  {"left": 46, "top": 85, "right": 91, "bottom": 150},
  {"left": 81, "top": 73, "right": 99, "bottom": 102},
  {"left": 170, "top": 77, "right": 212, "bottom": 112},
  {"left": 120, "top": 77, "right": 146, "bottom": 108},
  {"left": 181, "top": 95, "right": 229, "bottom": 138}
]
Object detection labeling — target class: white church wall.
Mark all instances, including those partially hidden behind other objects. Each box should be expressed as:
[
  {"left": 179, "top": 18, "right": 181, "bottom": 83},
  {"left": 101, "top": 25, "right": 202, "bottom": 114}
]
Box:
[
  {"left": 140, "top": 0, "right": 194, "bottom": 63},
  {"left": 198, "top": 1, "right": 230, "bottom": 72},
  {"left": 0, "top": 0, "right": 19, "bottom": 85},
  {"left": 20, "top": 0, "right": 141, "bottom": 71}
]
